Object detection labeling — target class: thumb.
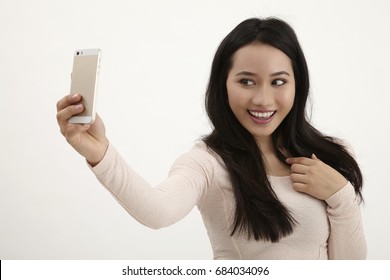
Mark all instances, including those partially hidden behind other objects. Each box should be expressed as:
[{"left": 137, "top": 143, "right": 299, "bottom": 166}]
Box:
[{"left": 311, "top": 153, "right": 318, "bottom": 160}]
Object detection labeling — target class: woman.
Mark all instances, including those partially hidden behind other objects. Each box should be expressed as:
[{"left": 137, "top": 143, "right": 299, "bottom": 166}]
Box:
[{"left": 56, "top": 17, "right": 366, "bottom": 259}]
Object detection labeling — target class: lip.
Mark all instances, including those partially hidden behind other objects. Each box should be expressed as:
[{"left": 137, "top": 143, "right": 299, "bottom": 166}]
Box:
[{"left": 248, "top": 110, "right": 276, "bottom": 124}]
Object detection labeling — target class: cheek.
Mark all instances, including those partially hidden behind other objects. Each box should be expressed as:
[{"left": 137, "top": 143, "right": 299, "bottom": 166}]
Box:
[
  {"left": 227, "top": 86, "right": 245, "bottom": 110},
  {"left": 277, "top": 89, "right": 295, "bottom": 112}
]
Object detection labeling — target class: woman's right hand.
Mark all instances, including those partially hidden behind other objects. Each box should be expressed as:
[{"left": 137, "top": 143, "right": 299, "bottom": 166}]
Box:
[{"left": 56, "top": 94, "right": 109, "bottom": 166}]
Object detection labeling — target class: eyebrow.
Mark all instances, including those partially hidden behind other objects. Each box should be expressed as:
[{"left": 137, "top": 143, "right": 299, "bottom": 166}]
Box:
[{"left": 235, "top": 70, "right": 291, "bottom": 77}]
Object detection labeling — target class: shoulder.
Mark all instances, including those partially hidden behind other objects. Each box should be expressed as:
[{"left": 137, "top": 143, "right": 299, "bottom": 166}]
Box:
[
  {"left": 172, "top": 140, "right": 221, "bottom": 167},
  {"left": 169, "top": 141, "right": 224, "bottom": 177}
]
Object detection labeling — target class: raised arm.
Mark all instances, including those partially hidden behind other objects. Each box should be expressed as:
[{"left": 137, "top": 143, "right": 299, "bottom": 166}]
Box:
[
  {"left": 89, "top": 143, "right": 213, "bottom": 229},
  {"left": 57, "top": 94, "right": 212, "bottom": 229}
]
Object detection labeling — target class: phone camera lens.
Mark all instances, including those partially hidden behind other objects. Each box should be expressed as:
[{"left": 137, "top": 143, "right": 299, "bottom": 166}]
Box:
[{"left": 76, "top": 51, "right": 80, "bottom": 55}]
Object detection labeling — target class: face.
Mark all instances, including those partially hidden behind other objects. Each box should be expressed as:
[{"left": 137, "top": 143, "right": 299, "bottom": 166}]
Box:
[{"left": 226, "top": 43, "right": 295, "bottom": 146}]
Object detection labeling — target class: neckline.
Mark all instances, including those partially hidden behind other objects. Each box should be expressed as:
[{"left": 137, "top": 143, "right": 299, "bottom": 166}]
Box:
[{"left": 267, "top": 175, "right": 290, "bottom": 179}]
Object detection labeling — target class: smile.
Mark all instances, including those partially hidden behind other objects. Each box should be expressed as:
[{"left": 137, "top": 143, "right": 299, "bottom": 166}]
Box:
[{"left": 248, "top": 110, "right": 276, "bottom": 119}]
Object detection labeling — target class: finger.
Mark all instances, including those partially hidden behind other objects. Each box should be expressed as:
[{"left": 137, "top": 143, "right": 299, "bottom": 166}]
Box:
[
  {"left": 286, "top": 156, "right": 314, "bottom": 166},
  {"left": 57, "top": 104, "right": 84, "bottom": 122},
  {"left": 290, "top": 173, "right": 308, "bottom": 184},
  {"left": 290, "top": 163, "right": 308, "bottom": 174},
  {"left": 56, "top": 94, "right": 82, "bottom": 112},
  {"left": 56, "top": 104, "right": 85, "bottom": 133},
  {"left": 291, "top": 182, "right": 307, "bottom": 193}
]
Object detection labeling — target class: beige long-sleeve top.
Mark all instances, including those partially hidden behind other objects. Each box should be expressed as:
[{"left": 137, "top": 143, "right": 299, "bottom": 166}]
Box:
[{"left": 90, "top": 141, "right": 367, "bottom": 259}]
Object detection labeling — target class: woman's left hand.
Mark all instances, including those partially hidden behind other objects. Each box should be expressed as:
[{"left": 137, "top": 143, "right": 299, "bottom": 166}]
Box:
[{"left": 286, "top": 154, "right": 347, "bottom": 200}]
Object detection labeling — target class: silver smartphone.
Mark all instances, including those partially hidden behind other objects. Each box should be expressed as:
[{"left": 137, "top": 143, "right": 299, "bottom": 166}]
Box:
[{"left": 69, "top": 49, "right": 101, "bottom": 124}]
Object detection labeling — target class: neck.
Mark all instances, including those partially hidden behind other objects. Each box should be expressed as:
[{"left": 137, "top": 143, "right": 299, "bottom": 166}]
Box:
[
  {"left": 255, "top": 136, "right": 275, "bottom": 155},
  {"left": 256, "top": 136, "right": 290, "bottom": 176}
]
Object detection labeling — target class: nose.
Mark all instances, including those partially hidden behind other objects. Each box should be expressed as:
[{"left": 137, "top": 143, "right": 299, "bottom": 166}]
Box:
[{"left": 252, "top": 85, "right": 273, "bottom": 106}]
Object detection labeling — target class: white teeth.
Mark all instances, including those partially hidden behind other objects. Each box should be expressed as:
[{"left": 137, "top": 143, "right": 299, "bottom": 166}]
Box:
[{"left": 249, "top": 111, "right": 275, "bottom": 118}]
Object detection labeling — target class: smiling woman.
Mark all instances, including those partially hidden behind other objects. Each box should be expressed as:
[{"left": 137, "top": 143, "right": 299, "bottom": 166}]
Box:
[
  {"left": 56, "top": 17, "right": 366, "bottom": 259},
  {"left": 202, "top": 18, "right": 365, "bottom": 259}
]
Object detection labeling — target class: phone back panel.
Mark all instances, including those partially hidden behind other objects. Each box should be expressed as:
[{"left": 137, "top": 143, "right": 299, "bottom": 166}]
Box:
[{"left": 70, "top": 49, "right": 100, "bottom": 117}]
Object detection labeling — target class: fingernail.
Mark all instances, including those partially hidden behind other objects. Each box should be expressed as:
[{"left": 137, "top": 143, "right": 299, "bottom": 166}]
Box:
[
  {"left": 75, "top": 104, "right": 83, "bottom": 110},
  {"left": 72, "top": 93, "right": 79, "bottom": 99}
]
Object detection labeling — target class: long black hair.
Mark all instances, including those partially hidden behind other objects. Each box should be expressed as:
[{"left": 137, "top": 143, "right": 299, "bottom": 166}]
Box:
[{"left": 203, "top": 17, "right": 363, "bottom": 242}]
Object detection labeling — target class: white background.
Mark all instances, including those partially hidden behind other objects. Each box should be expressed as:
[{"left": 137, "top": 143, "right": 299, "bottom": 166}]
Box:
[{"left": 1, "top": 0, "right": 389, "bottom": 259}]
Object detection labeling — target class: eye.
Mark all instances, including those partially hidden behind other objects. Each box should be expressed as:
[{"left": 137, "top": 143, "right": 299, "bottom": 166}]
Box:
[
  {"left": 272, "top": 79, "right": 286, "bottom": 86},
  {"left": 240, "top": 79, "right": 255, "bottom": 86}
]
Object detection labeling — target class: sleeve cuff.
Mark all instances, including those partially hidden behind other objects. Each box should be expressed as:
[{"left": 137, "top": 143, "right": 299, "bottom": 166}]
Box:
[{"left": 87, "top": 143, "right": 117, "bottom": 175}]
